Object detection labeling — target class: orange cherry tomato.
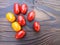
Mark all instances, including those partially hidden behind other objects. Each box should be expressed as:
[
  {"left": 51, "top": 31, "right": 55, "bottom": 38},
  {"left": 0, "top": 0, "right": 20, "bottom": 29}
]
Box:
[
  {"left": 33, "top": 22, "right": 40, "bottom": 32},
  {"left": 6, "top": 12, "right": 16, "bottom": 22},
  {"left": 27, "top": 11, "right": 35, "bottom": 22},
  {"left": 15, "top": 30, "right": 26, "bottom": 39},
  {"left": 14, "top": 3, "right": 21, "bottom": 14},
  {"left": 12, "top": 22, "right": 21, "bottom": 32},
  {"left": 21, "top": 3, "right": 28, "bottom": 14},
  {"left": 18, "top": 15, "right": 26, "bottom": 26}
]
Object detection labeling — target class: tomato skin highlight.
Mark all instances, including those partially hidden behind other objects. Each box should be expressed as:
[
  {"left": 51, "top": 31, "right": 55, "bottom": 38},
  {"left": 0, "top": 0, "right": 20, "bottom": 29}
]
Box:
[
  {"left": 27, "top": 11, "right": 35, "bottom": 22},
  {"left": 6, "top": 12, "right": 16, "bottom": 22},
  {"left": 18, "top": 15, "right": 26, "bottom": 26},
  {"left": 15, "top": 30, "right": 26, "bottom": 39},
  {"left": 21, "top": 3, "right": 28, "bottom": 14},
  {"left": 14, "top": 3, "right": 21, "bottom": 14},
  {"left": 12, "top": 22, "right": 21, "bottom": 32},
  {"left": 33, "top": 22, "right": 40, "bottom": 32}
]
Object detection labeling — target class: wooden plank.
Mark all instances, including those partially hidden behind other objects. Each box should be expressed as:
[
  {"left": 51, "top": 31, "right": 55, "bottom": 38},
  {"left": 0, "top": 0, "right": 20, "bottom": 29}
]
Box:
[{"left": 0, "top": 0, "right": 60, "bottom": 45}]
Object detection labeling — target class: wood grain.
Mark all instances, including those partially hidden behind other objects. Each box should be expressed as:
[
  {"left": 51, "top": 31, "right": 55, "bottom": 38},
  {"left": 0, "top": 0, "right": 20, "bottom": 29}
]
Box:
[{"left": 0, "top": 0, "right": 60, "bottom": 45}]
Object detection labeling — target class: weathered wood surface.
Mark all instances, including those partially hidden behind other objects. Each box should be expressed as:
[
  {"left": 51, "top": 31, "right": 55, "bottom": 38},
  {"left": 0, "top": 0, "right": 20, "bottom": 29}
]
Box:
[{"left": 0, "top": 0, "right": 60, "bottom": 45}]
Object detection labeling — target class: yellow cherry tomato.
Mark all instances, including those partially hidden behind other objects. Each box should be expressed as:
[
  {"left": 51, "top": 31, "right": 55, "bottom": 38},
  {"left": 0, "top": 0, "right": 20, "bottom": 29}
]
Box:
[
  {"left": 6, "top": 12, "right": 16, "bottom": 22},
  {"left": 12, "top": 22, "right": 21, "bottom": 32}
]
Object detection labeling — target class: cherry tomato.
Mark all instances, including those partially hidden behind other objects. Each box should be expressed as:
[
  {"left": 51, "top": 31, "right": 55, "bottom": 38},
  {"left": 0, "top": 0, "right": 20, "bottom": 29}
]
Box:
[
  {"left": 12, "top": 22, "right": 21, "bottom": 32},
  {"left": 33, "top": 22, "right": 40, "bottom": 32},
  {"left": 21, "top": 3, "right": 28, "bottom": 14},
  {"left": 15, "top": 30, "right": 26, "bottom": 39},
  {"left": 6, "top": 12, "right": 16, "bottom": 22},
  {"left": 18, "top": 15, "right": 26, "bottom": 26},
  {"left": 27, "top": 11, "right": 35, "bottom": 22},
  {"left": 14, "top": 3, "right": 21, "bottom": 14}
]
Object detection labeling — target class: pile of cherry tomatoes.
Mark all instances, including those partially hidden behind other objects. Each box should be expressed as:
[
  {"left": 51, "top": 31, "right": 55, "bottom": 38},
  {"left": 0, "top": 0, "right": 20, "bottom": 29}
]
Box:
[{"left": 6, "top": 3, "right": 40, "bottom": 39}]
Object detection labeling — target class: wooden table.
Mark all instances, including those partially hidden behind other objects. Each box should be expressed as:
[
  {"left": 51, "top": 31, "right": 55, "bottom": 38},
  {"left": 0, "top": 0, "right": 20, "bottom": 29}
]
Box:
[{"left": 0, "top": 0, "right": 60, "bottom": 45}]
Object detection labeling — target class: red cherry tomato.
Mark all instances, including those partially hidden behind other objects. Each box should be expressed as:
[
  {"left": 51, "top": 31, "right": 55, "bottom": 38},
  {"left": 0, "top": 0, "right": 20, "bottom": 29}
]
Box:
[
  {"left": 33, "top": 22, "right": 40, "bottom": 32},
  {"left": 21, "top": 3, "right": 28, "bottom": 14},
  {"left": 18, "top": 15, "right": 26, "bottom": 26},
  {"left": 27, "top": 11, "right": 35, "bottom": 22},
  {"left": 14, "top": 3, "right": 21, "bottom": 14},
  {"left": 15, "top": 30, "right": 26, "bottom": 39}
]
